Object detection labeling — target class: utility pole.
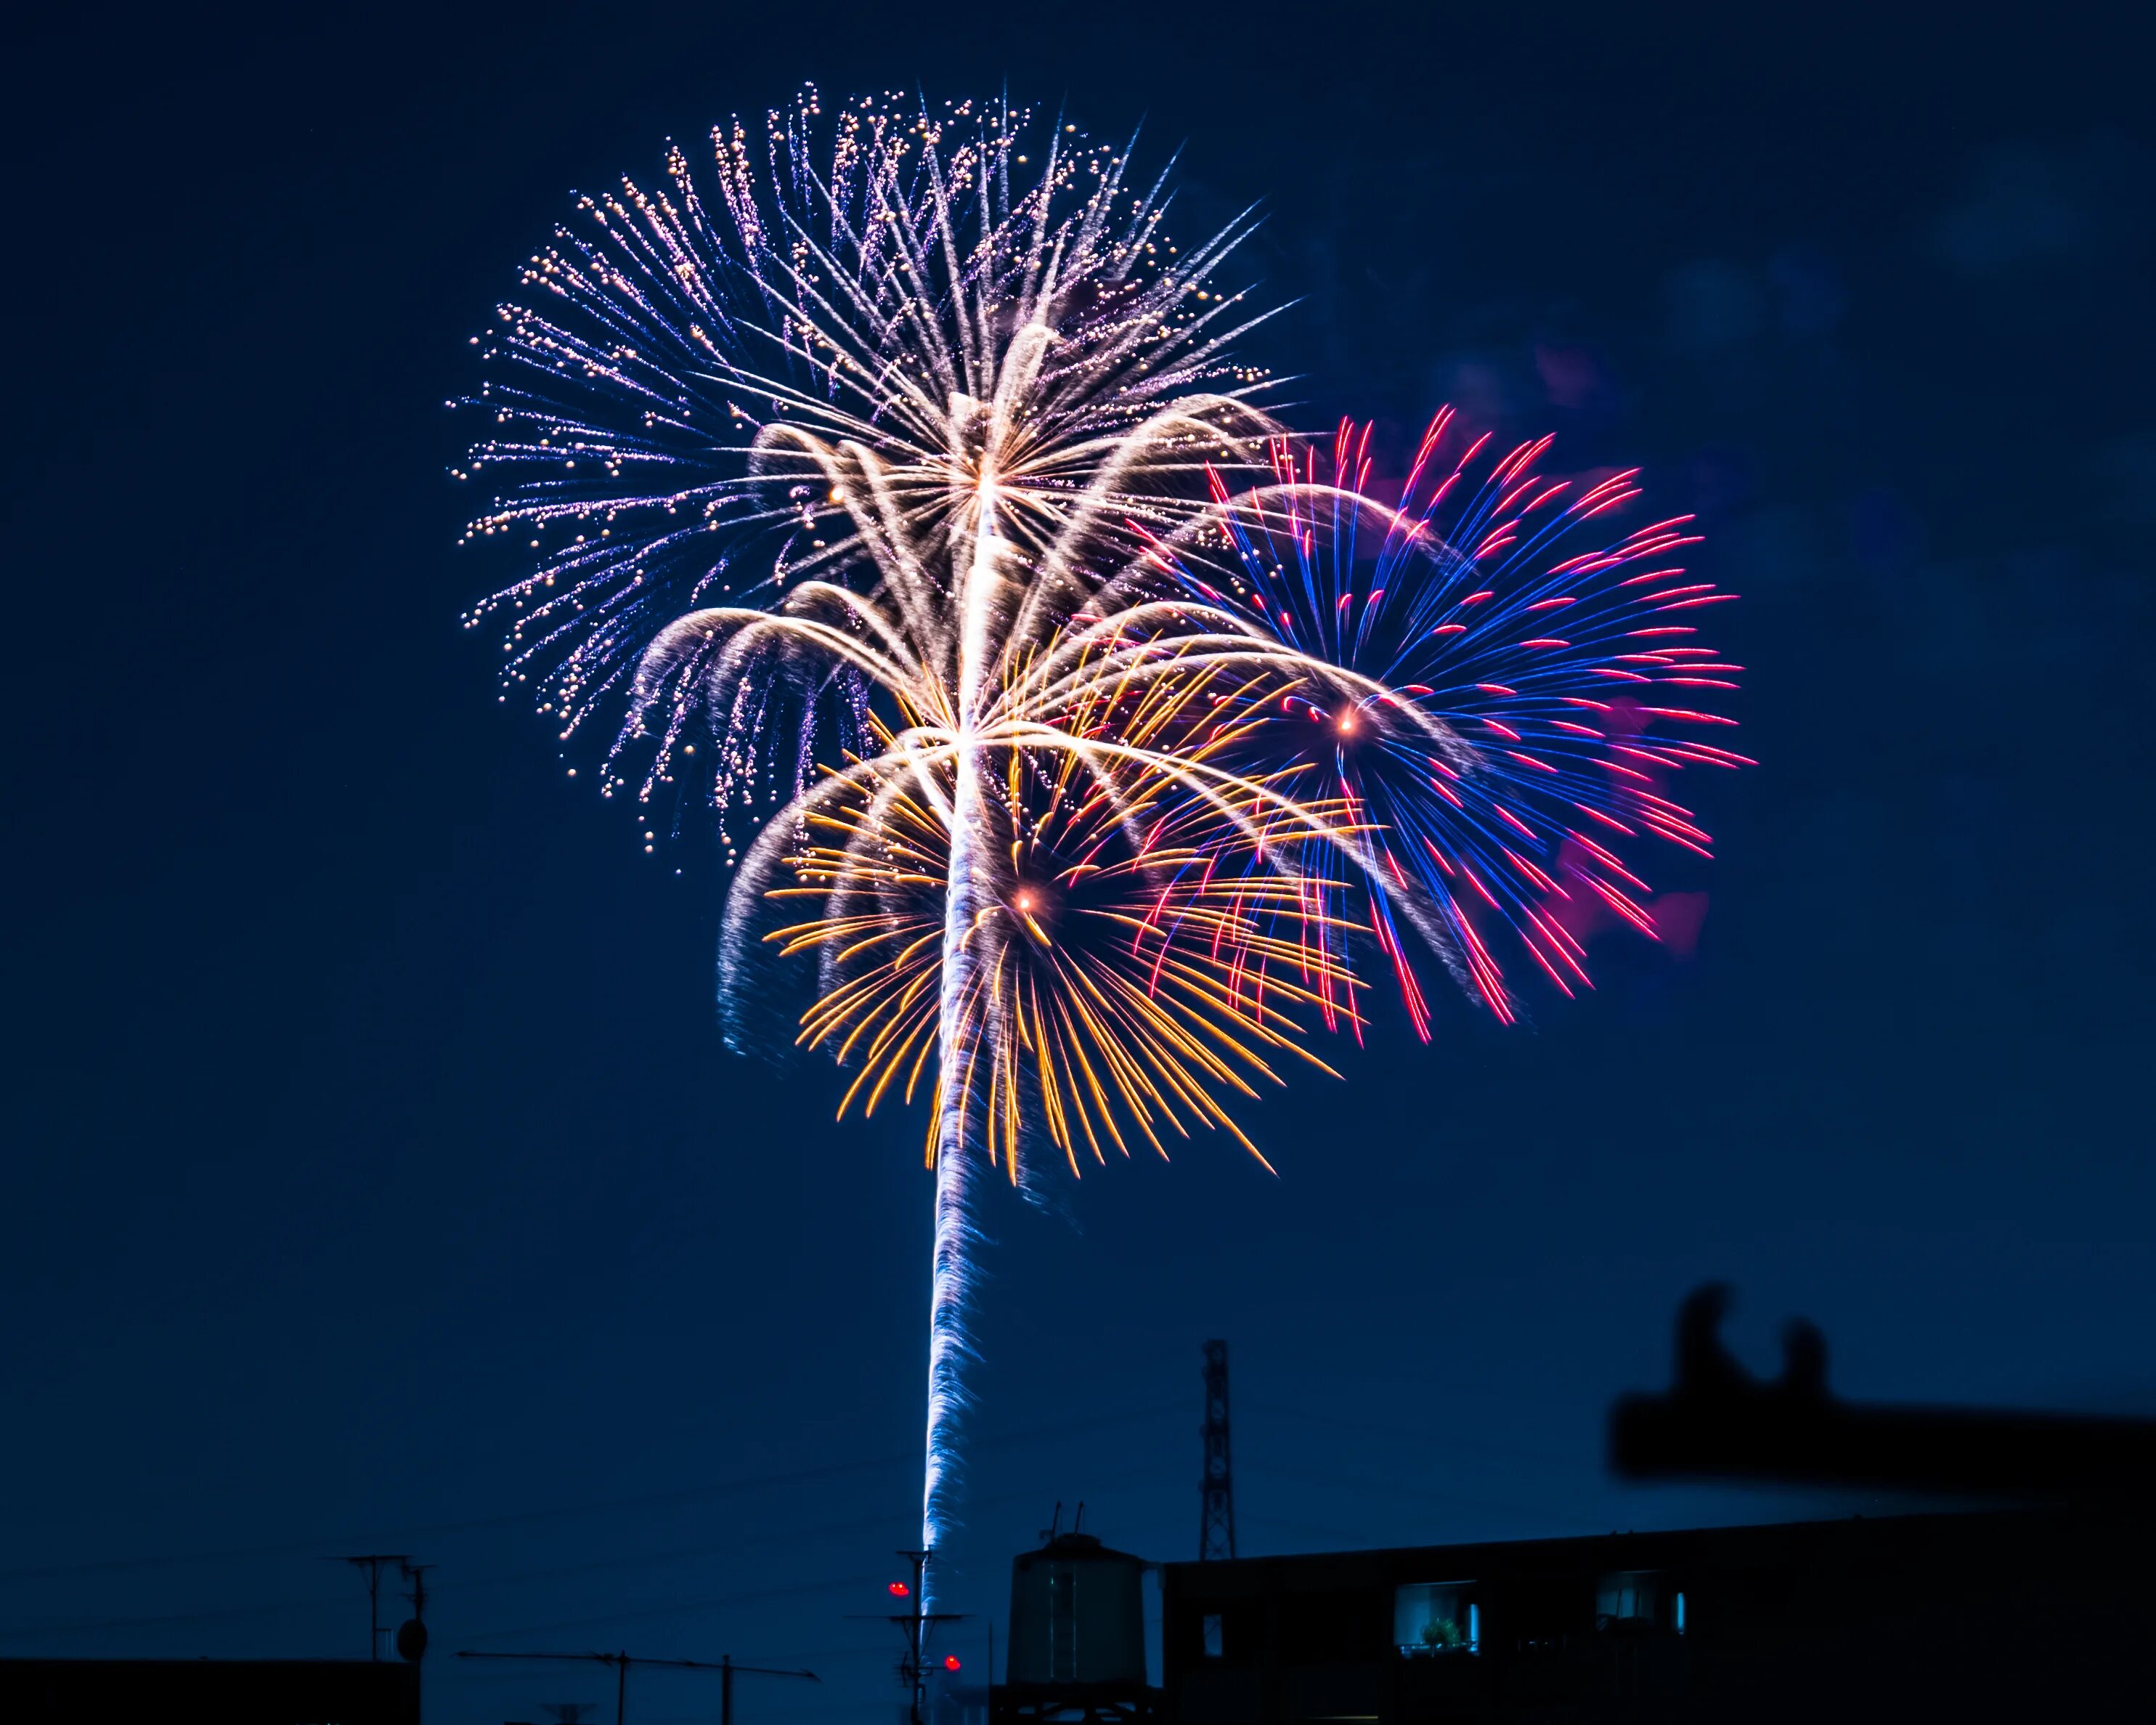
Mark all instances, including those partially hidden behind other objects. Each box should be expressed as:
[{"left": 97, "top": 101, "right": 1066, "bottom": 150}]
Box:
[
  {"left": 715, "top": 1653, "right": 786, "bottom": 1725},
  {"left": 1200, "top": 1340, "right": 1237, "bottom": 1561},
  {"left": 457, "top": 1649, "right": 816, "bottom": 1725},
  {"left": 870, "top": 1551, "right": 967, "bottom": 1725},
  {"left": 334, "top": 1554, "right": 412, "bottom": 1660}
]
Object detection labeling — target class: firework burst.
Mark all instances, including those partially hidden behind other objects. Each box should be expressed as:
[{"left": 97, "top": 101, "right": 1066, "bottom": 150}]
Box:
[
  {"left": 1186, "top": 413, "right": 1752, "bottom": 1033},
  {"left": 771, "top": 706, "right": 1358, "bottom": 1177},
  {"left": 458, "top": 88, "right": 1744, "bottom": 1583}
]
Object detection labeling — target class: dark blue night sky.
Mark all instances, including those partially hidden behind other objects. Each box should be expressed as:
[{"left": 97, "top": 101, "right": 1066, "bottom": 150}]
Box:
[{"left": 6, "top": 5, "right": 2152, "bottom": 1723}]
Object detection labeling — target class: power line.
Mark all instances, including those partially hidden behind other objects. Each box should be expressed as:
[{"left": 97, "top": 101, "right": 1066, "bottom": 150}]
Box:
[
  {"left": 452, "top": 1645, "right": 911, "bottom": 1675},
  {"left": 0, "top": 1591, "right": 351, "bottom": 1643},
  {"left": 1235, "top": 1510, "right": 1385, "bottom": 1547},
  {"left": 333, "top": 1554, "right": 410, "bottom": 1661},
  {"left": 1239, "top": 1463, "right": 1607, "bottom": 1530},
  {"left": 0, "top": 1399, "right": 1185, "bottom": 1586},
  {"left": 0, "top": 1463, "right": 1186, "bottom": 1648},
  {"left": 460, "top": 1649, "right": 815, "bottom": 1725},
  {"left": 0, "top": 1461, "right": 892, "bottom": 1587},
  {"left": 447, "top": 1460, "right": 1180, "bottom": 1599},
  {"left": 1240, "top": 1397, "right": 1582, "bottom": 1472},
  {"left": 452, "top": 1572, "right": 893, "bottom": 1647}
]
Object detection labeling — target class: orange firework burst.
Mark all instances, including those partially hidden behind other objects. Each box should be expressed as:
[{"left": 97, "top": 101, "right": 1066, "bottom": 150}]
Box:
[{"left": 768, "top": 662, "right": 1364, "bottom": 1179}]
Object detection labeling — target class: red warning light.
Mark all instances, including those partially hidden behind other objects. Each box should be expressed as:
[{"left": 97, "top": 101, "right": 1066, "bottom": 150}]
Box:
[
  {"left": 888, "top": 1582, "right": 911, "bottom": 1598},
  {"left": 943, "top": 1656, "right": 962, "bottom": 1671}
]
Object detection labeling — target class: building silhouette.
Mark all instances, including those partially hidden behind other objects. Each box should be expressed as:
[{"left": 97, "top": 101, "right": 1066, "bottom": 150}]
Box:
[
  {"left": 0, "top": 1657, "right": 420, "bottom": 1725},
  {"left": 1155, "top": 1506, "right": 2154, "bottom": 1723}
]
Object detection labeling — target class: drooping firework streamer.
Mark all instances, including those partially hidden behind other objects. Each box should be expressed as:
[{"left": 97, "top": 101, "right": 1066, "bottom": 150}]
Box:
[
  {"left": 460, "top": 89, "right": 1314, "bottom": 1571},
  {"left": 457, "top": 89, "right": 1744, "bottom": 1588}
]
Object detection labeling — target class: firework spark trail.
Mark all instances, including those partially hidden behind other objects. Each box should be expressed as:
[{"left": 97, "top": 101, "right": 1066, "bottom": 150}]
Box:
[
  {"left": 458, "top": 89, "right": 1744, "bottom": 1592},
  {"left": 1184, "top": 417, "right": 1752, "bottom": 1026}
]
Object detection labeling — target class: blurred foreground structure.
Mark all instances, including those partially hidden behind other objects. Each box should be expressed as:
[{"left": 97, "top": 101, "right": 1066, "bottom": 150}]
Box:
[{"left": 1611, "top": 1283, "right": 2156, "bottom": 1498}]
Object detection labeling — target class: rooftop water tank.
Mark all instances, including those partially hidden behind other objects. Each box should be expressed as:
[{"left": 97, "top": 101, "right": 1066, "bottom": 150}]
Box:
[{"left": 1005, "top": 1531, "right": 1147, "bottom": 1687}]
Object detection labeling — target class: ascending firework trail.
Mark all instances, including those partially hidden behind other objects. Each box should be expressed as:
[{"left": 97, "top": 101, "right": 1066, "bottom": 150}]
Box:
[{"left": 458, "top": 89, "right": 1744, "bottom": 1591}]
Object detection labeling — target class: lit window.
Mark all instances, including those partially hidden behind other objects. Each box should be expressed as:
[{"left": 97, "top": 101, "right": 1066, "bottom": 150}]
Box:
[
  {"left": 1595, "top": 1572, "right": 1664, "bottom": 1632},
  {"left": 1394, "top": 1581, "right": 1478, "bottom": 1657},
  {"left": 1201, "top": 1613, "right": 1223, "bottom": 1660},
  {"left": 1674, "top": 1591, "right": 1686, "bottom": 1636}
]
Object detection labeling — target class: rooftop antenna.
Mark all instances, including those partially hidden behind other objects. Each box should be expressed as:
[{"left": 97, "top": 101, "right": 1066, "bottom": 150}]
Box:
[
  {"left": 458, "top": 1649, "right": 817, "bottom": 1725},
  {"left": 333, "top": 1554, "right": 412, "bottom": 1660},
  {"left": 1200, "top": 1340, "right": 1236, "bottom": 1561},
  {"left": 396, "top": 1559, "right": 433, "bottom": 1663}
]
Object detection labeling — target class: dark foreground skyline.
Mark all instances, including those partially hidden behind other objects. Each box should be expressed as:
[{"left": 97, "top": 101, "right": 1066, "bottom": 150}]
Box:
[{"left": 5, "top": 4, "right": 2152, "bottom": 1722}]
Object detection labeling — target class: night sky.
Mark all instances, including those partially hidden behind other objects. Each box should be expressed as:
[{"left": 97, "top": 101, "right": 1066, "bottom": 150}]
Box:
[{"left": 7, "top": 4, "right": 2153, "bottom": 1722}]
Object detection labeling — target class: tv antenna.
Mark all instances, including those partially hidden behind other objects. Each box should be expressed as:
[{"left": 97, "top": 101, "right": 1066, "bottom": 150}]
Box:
[
  {"left": 396, "top": 1560, "right": 433, "bottom": 1662},
  {"left": 332, "top": 1554, "right": 412, "bottom": 1660},
  {"left": 457, "top": 1649, "right": 817, "bottom": 1725}
]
